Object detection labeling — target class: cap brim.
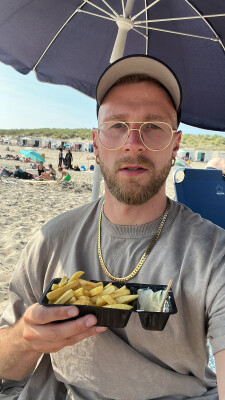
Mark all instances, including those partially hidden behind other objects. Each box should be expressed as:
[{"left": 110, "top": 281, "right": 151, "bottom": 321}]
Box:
[{"left": 96, "top": 55, "right": 182, "bottom": 112}]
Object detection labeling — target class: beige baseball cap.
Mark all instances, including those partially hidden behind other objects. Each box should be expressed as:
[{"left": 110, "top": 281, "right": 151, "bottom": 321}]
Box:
[{"left": 96, "top": 54, "right": 182, "bottom": 123}]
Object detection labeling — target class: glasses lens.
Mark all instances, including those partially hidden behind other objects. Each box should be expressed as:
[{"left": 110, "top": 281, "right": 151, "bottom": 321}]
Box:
[
  {"left": 140, "top": 122, "right": 173, "bottom": 150},
  {"left": 98, "top": 122, "right": 128, "bottom": 149}
]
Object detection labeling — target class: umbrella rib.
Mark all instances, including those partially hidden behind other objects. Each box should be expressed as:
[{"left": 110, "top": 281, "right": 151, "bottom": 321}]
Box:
[
  {"left": 144, "top": 0, "right": 148, "bottom": 55},
  {"left": 121, "top": 0, "right": 125, "bottom": 18},
  {"left": 131, "top": 0, "right": 161, "bottom": 21},
  {"left": 184, "top": 0, "right": 225, "bottom": 51},
  {"left": 33, "top": 1, "right": 117, "bottom": 71},
  {"left": 33, "top": 1, "right": 88, "bottom": 71},
  {"left": 100, "top": 0, "right": 119, "bottom": 17},
  {"left": 132, "top": 27, "right": 147, "bottom": 39},
  {"left": 84, "top": 0, "right": 118, "bottom": 18},
  {"left": 78, "top": 10, "right": 115, "bottom": 22},
  {"left": 134, "top": 24, "right": 221, "bottom": 42},
  {"left": 135, "top": 14, "right": 225, "bottom": 24}
]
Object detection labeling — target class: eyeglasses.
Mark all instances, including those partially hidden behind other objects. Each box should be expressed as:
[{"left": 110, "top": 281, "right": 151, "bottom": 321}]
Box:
[{"left": 97, "top": 121, "right": 177, "bottom": 151}]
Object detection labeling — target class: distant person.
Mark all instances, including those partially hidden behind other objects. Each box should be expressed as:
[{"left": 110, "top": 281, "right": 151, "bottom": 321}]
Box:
[
  {"left": 73, "top": 164, "right": 80, "bottom": 171},
  {"left": 206, "top": 157, "right": 225, "bottom": 171},
  {"left": 0, "top": 167, "right": 13, "bottom": 178},
  {"left": 13, "top": 165, "right": 24, "bottom": 178},
  {"left": 36, "top": 164, "right": 56, "bottom": 181},
  {"left": 57, "top": 167, "right": 71, "bottom": 181},
  {"left": 65, "top": 149, "right": 73, "bottom": 169},
  {"left": 48, "top": 164, "right": 56, "bottom": 180},
  {"left": 37, "top": 161, "right": 45, "bottom": 176},
  {"left": 13, "top": 166, "right": 34, "bottom": 180},
  {"left": 58, "top": 147, "right": 63, "bottom": 167}
]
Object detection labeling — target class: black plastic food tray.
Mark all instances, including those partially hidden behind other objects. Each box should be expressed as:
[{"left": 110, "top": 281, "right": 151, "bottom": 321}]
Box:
[{"left": 39, "top": 279, "right": 177, "bottom": 331}]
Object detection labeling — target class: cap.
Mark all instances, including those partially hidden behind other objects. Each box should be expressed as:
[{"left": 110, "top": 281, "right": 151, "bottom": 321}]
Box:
[{"left": 96, "top": 54, "right": 182, "bottom": 123}]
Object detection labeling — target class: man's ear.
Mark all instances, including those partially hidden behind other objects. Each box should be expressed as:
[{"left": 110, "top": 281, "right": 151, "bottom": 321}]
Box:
[
  {"left": 172, "top": 130, "right": 182, "bottom": 158},
  {"left": 92, "top": 128, "right": 99, "bottom": 155}
]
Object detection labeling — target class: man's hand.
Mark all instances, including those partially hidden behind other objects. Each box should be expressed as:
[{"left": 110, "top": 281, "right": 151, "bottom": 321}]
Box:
[
  {"left": 0, "top": 303, "right": 107, "bottom": 380},
  {"left": 22, "top": 303, "right": 107, "bottom": 353}
]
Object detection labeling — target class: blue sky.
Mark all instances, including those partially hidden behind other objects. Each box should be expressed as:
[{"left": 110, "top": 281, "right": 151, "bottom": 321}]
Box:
[
  {"left": 0, "top": 61, "right": 224, "bottom": 138},
  {"left": 0, "top": 62, "right": 98, "bottom": 130}
]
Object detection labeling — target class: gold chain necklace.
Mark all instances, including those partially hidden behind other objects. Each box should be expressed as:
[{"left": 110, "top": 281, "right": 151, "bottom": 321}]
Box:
[{"left": 97, "top": 198, "right": 170, "bottom": 283}]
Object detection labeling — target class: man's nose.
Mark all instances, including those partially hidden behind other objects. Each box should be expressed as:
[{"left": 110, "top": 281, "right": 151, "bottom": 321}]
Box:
[{"left": 123, "top": 127, "right": 146, "bottom": 152}]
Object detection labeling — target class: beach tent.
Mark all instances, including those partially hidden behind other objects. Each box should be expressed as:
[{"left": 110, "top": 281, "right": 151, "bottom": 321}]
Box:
[
  {"left": 196, "top": 150, "right": 213, "bottom": 162},
  {"left": 72, "top": 142, "right": 87, "bottom": 152}
]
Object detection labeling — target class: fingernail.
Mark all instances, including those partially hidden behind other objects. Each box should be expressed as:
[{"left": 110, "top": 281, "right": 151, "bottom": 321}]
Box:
[
  {"left": 86, "top": 316, "right": 96, "bottom": 327},
  {"left": 96, "top": 326, "right": 107, "bottom": 333},
  {"left": 67, "top": 307, "right": 78, "bottom": 317}
]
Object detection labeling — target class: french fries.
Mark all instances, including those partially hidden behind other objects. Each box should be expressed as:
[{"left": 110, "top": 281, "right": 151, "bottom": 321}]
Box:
[{"left": 46, "top": 271, "right": 138, "bottom": 310}]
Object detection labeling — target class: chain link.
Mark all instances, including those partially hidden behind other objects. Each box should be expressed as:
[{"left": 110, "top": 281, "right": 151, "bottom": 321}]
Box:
[{"left": 97, "top": 198, "right": 170, "bottom": 283}]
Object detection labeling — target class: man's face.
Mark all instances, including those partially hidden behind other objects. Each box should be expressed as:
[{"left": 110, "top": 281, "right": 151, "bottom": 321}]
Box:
[{"left": 93, "top": 81, "right": 181, "bottom": 205}]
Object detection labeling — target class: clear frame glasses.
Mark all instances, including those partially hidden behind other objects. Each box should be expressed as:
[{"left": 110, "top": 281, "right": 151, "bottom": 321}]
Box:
[{"left": 97, "top": 121, "right": 177, "bottom": 151}]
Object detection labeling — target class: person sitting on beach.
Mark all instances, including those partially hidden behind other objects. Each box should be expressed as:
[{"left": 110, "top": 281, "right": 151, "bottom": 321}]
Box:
[
  {"left": 0, "top": 167, "right": 13, "bottom": 178},
  {"left": 36, "top": 164, "right": 57, "bottom": 181},
  {"left": 0, "top": 55, "right": 225, "bottom": 399},
  {"left": 57, "top": 167, "right": 71, "bottom": 181},
  {"left": 37, "top": 161, "right": 45, "bottom": 176},
  {"left": 206, "top": 157, "right": 225, "bottom": 171},
  {"left": 12, "top": 165, "right": 24, "bottom": 178},
  {"left": 48, "top": 164, "right": 57, "bottom": 180},
  {"left": 13, "top": 166, "right": 34, "bottom": 180}
]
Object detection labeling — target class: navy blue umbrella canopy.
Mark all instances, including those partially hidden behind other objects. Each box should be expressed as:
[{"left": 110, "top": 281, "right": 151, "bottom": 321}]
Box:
[{"left": 0, "top": 0, "right": 225, "bottom": 131}]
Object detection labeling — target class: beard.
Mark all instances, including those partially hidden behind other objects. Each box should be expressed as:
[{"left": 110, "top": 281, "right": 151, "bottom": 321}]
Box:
[{"left": 99, "top": 155, "right": 172, "bottom": 206}]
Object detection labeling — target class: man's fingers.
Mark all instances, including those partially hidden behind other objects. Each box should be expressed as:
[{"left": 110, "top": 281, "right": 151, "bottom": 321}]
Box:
[
  {"left": 26, "top": 314, "right": 98, "bottom": 343},
  {"left": 22, "top": 307, "right": 107, "bottom": 353},
  {"left": 23, "top": 303, "right": 79, "bottom": 325}
]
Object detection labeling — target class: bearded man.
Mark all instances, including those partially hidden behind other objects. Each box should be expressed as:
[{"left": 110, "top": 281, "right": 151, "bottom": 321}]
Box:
[{"left": 0, "top": 55, "right": 225, "bottom": 400}]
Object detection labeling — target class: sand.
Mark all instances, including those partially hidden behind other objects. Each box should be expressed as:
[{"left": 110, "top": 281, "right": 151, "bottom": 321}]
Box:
[{"left": 0, "top": 143, "right": 206, "bottom": 315}]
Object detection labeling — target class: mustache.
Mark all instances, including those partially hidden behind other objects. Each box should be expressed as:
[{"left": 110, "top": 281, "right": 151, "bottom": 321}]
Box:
[{"left": 113, "top": 155, "right": 154, "bottom": 170}]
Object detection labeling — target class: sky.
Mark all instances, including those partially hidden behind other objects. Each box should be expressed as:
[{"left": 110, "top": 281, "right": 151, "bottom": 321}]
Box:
[{"left": 0, "top": 61, "right": 224, "bottom": 138}]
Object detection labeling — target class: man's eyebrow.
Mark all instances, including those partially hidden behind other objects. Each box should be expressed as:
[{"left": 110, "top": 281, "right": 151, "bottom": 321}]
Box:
[
  {"left": 142, "top": 114, "right": 170, "bottom": 122},
  {"left": 103, "top": 114, "right": 170, "bottom": 122},
  {"left": 104, "top": 114, "right": 130, "bottom": 120}
]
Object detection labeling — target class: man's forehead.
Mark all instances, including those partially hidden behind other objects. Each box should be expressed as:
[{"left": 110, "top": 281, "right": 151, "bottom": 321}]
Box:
[
  {"left": 98, "top": 81, "right": 177, "bottom": 124},
  {"left": 101, "top": 80, "right": 175, "bottom": 105}
]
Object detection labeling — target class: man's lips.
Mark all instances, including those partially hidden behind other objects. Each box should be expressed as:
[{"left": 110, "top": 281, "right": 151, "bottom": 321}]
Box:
[
  {"left": 119, "top": 164, "right": 148, "bottom": 171},
  {"left": 118, "top": 164, "right": 148, "bottom": 175}
]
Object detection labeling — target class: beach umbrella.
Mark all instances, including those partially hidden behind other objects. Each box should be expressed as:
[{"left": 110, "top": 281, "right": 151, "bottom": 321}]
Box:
[
  {"left": 0, "top": 1, "right": 225, "bottom": 132},
  {"left": 19, "top": 150, "right": 45, "bottom": 163}
]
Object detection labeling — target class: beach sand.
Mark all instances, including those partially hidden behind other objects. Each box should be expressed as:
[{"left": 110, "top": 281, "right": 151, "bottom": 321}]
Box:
[{"left": 0, "top": 143, "right": 206, "bottom": 315}]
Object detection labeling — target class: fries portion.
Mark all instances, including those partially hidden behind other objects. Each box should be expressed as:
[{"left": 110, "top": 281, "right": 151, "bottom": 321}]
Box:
[{"left": 46, "top": 271, "right": 138, "bottom": 310}]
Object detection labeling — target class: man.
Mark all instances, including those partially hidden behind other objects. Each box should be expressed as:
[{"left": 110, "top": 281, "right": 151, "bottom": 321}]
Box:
[{"left": 0, "top": 55, "right": 225, "bottom": 399}]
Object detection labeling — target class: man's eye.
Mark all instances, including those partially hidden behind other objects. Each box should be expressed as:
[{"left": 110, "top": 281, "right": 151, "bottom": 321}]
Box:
[
  {"left": 145, "top": 123, "right": 161, "bottom": 130},
  {"left": 111, "top": 123, "right": 125, "bottom": 129}
]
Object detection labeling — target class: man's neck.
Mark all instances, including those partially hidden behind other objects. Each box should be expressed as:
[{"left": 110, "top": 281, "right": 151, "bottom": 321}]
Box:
[{"left": 103, "top": 188, "right": 168, "bottom": 226}]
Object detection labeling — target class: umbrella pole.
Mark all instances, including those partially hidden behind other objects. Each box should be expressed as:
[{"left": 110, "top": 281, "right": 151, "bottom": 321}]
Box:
[{"left": 91, "top": 0, "right": 135, "bottom": 202}]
